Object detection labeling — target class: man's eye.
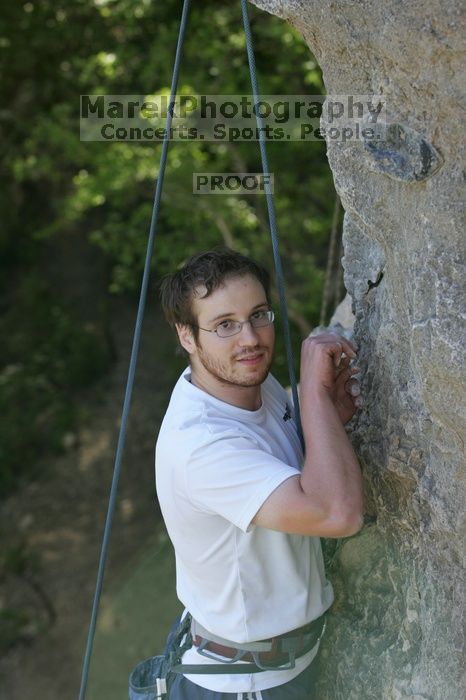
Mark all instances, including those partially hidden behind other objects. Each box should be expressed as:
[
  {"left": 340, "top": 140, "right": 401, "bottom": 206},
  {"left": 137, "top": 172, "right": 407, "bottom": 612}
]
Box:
[
  {"left": 251, "top": 310, "right": 266, "bottom": 320},
  {"left": 218, "top": 319, "right": 234, "bottom": 330}
]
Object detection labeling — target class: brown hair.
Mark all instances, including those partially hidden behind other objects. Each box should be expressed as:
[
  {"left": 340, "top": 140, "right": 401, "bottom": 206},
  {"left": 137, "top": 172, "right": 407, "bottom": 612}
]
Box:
[{"left": 159, "top": 247, "right": 271, "bottom": 339}]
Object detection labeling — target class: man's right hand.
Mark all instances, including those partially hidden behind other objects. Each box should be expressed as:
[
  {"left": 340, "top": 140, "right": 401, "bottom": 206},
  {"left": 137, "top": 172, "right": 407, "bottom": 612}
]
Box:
[{"left": 299, "top": 331, "right": 358, "bottom": 407}]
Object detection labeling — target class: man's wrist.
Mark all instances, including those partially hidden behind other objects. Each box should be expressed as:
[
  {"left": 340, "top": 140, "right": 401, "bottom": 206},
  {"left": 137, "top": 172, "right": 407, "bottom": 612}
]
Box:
[
  {"left": 301, "top": 389, "right": 342, "bottom": 444},
  {"left": 301, "top": 385, "right": 334, "bottom": 411}
]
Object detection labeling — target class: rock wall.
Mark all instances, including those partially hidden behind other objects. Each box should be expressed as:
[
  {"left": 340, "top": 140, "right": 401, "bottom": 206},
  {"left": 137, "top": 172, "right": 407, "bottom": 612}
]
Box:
[{"left": 251, "top": 2, "right": 465, "bottom": 698}]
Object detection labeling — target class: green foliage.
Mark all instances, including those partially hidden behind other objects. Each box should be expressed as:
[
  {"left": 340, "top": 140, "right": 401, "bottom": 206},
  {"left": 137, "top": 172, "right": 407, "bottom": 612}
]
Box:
[
  {"left": 0, "top": 0, "right": 340, "bottom": 492},
  {"left": 0, "top": 275, "right": 110, "bottom": 496},
  {"left": 0, "top": 539, "right": 53, "bottom": 651},
  {"left": 0, "top": 608, "right": 33, "bottom": 653}
]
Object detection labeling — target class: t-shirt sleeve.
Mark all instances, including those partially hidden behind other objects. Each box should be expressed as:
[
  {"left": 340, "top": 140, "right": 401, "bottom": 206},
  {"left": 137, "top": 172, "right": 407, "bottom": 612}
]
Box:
[{"left": 184, "top": 433, "right": 299, "bottom": 533}]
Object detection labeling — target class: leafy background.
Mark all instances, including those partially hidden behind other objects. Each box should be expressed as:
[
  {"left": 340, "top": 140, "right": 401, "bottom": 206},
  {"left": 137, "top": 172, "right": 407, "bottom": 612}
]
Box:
[{"left": 0, "top": 0, "right": 343, "bottom": 499}]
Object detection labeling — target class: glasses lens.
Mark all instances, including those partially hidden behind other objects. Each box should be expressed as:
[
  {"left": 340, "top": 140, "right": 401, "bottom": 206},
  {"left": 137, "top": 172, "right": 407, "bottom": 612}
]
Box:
[
  {"left": 217, "top": 322, "right": 241, "bottom": 338},
  {"left": 250, "top": 310, "right": 274, "bottom": 328},
  {"left": 216, "top": 311, "right": 274, "bottom": 337}
]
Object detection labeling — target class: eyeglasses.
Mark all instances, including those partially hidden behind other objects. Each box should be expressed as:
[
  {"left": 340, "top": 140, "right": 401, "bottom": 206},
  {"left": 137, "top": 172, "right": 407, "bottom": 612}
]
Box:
[{"left": 194, "top": 310, "right": 275, "bottom": 338}]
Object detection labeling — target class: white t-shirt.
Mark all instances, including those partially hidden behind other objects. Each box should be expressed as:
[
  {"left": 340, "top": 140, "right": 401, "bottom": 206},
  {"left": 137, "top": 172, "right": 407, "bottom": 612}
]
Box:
[{"left": 155, "top": 368, "right": 334, "bottom": 693}]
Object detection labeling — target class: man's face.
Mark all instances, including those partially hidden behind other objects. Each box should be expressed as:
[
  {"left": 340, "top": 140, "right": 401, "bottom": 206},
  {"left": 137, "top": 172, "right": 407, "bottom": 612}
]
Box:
[{"left": 183, "top": 274, "right": 275, "bottom": 389}]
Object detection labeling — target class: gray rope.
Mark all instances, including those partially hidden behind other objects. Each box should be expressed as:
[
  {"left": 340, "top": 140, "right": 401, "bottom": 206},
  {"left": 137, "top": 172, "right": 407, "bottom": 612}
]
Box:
[
  {"left": 240, "top": 0, "right": 304, "bottom": 447},
  {"left": 320, "top": 193, "right": 341, "bottom": 325},
  {"left": 77, "top": 1, "right": 192, "bottom": 698}
]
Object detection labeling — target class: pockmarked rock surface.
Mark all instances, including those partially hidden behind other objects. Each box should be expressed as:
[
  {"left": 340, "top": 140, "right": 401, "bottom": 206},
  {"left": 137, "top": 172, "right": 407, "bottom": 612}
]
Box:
[{"left": 251, "top": 2, "right": 465, "bottom": 699}]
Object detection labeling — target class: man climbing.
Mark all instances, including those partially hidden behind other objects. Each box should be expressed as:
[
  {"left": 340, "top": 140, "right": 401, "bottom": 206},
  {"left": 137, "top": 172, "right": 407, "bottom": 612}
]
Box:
[{"left": 156, "top": 247, "right": 364, "bottom": 699}]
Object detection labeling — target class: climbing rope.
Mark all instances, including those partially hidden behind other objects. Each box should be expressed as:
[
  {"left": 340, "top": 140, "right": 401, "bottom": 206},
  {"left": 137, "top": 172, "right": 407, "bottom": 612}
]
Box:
[
  {"left": 78, "top": 2, "right": 303, "bottom": 697},
  {"left": 240, "top": 0, "right": 303, "bottom": 445},
  {"left": 77, "top": 1, "right": 192, "bottom": 698},
  {"left": 320, "top": 193, "right": 342, "bottom": 325}
]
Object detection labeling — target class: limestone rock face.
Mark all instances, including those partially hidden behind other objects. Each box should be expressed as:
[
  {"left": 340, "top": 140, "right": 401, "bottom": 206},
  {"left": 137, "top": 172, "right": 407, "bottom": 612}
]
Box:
[{"left": 251, "top": 2, "right": 465, "bottom": 698}]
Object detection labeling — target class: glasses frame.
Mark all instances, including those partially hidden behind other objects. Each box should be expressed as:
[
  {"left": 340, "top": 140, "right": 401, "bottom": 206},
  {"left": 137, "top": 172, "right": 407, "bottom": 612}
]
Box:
[{"left": 193, "top": 309, "right": 275, "bottom": 338}]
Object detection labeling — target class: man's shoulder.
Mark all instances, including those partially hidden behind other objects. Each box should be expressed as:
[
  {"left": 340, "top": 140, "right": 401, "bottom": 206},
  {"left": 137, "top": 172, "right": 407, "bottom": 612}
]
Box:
[
  {"left": 162, "top": 367, "right": 203, "bottom": 423},
  {"left": 158, "top": 369, "right": 288, "bottom": 450},
  {"left": 158, "top": 370, "right": 245, "bottom": 449}
]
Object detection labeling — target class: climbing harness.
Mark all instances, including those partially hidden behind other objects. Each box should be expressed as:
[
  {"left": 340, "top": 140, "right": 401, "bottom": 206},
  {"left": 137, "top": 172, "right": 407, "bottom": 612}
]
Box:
[
  {"left": 190, "top": 614, "right": 325, "bottom": 671},
  {"left": 128, "top": 612, "right": 326, "bottom": 699},
  {"left": 78, "top": 1, "right": 303, "bottom": 698}
]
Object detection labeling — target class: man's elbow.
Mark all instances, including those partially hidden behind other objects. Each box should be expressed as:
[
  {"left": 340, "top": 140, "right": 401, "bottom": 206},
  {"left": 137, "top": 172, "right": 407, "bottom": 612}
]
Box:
[
  {"left": 325, "top": 506, "right": 364, "bottom": 538},
  {"left": 338, "top": 511, "right": 364, "bottom": 537}
]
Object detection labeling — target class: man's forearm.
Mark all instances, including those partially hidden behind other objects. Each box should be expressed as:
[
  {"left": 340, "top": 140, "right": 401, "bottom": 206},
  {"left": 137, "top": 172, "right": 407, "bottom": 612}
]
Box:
[{"left": 300, "top": 390, "right": 364, "bottom": 535}]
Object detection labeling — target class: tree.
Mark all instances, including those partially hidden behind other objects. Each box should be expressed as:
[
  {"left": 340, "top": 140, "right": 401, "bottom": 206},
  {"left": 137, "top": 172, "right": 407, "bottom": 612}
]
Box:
[{"left": 0, "top": 0, "right": 338, "bottom": 493}]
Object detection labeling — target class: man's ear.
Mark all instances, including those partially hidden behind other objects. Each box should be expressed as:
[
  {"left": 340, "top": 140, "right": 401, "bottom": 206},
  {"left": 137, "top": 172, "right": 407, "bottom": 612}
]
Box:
[{"left": 176, "top": 324, "right": 196, "bottom": 355}]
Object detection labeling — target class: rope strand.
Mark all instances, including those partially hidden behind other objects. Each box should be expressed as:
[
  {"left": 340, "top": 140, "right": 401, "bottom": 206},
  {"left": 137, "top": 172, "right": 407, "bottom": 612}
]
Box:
[
  {"left": 77, "top": 2, "right": 192, "bottom": 697},
  {"left": 240, "top": 0, "right": 303, "bottom": 448},
  {"left": 320, "top": 193, "right": 341, "bottom": 325}
]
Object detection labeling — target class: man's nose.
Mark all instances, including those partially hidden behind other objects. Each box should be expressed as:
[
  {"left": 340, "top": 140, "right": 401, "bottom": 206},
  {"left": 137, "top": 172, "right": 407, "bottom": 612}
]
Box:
[{"left": 237, "top": 321, "right": 260, "bottom": 343}]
